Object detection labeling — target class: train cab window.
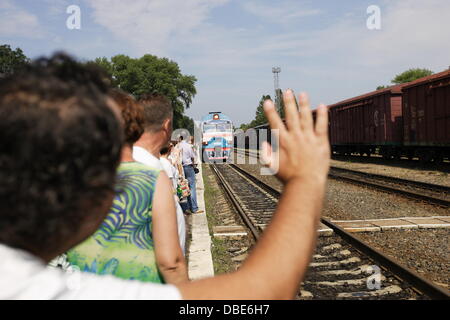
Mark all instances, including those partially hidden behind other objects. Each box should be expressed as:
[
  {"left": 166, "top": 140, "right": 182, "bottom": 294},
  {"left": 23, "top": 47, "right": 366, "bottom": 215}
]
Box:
[
  {"left": 216, "top": 123, "right": 232, "bottom": 132},
  {"left": 203, "top": 124, "right": 216, "bottom": 132}
]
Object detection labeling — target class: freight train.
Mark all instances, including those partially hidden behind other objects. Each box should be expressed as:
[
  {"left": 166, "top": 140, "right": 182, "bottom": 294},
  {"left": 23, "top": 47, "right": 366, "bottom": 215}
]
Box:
[{"left": 236, "top": 69, "right": 450, "bottom": 162}]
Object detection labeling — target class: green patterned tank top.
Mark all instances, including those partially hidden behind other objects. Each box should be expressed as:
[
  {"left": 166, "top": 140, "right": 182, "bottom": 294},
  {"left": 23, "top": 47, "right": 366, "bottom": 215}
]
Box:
[{"left": 67, "top": 162, "right": 164, "bottom": 283}]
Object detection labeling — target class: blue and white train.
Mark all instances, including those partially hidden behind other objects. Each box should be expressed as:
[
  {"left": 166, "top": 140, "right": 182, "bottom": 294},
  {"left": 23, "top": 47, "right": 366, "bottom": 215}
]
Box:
[{"left": 200, "top": 112, "right": 233, "bottom": 162}]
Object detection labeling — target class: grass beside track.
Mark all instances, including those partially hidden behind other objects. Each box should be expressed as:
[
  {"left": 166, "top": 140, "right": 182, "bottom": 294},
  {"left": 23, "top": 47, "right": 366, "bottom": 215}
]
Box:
[{"left": 202, "top": 164, "right": 235, "bottom": 275}]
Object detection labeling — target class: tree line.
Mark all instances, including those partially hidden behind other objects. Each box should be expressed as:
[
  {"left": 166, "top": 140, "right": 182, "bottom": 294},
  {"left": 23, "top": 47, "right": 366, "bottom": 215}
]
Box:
[
  {"left": 0, "top": 44, "right": 196, "bottom": 133},
  {"left": 376, "top": 68, "right": 433, "bottom": 90}
]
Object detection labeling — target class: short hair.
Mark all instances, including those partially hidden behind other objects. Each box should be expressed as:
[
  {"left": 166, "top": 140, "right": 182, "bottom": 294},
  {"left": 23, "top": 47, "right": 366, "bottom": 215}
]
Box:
[
  {"left": 0, "top": 53, "right": 123, "bottom": 256},
  {"left": 138, "top": 94, "right": 173, "bottom": 132},
  {"left": 110, "top": 89, "right": 144, "bottom": 145},
  {"left": 160, "top": 144, "right": 173, "bottom": 156}
]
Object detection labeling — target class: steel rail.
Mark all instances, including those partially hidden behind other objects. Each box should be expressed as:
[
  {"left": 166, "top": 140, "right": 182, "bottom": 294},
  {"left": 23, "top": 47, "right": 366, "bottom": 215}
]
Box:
[
  {"left": 235, "top": 149, "right": 450, "bottom": 208},
  {"left": 223, "top": 163, "right": 450, "bottom": 300},
  {"left": 211, "top": 164, "right": 261, "bottom": 240},
  {"left": 328, "top": 170, "right": 450, "bottom": 208},
  {"left": 330, "top": 166, "right": 450, "bottom": 193}
]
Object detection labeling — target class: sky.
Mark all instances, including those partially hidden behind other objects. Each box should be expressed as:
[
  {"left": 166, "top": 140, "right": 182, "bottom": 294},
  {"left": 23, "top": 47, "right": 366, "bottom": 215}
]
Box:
[{"left": 1, "top": 0, "right": 450, "bottom": 126}]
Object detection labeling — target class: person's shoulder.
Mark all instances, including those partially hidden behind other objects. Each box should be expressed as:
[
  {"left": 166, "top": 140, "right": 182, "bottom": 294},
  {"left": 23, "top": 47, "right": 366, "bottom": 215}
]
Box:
[
  {"left": 119, "top": 162, "right": 161, "bottom": 177},
  {"left": 160, "top": 157, "right": 171, "bottom": 167},
  {"left": 0, "top": 244, "right": 71, "bottom": 299},
  {"left": 132, "top": 145, "right": 147, "bottom": 155},
  {"left": 0, "top": 243, "right": 181, "bottom": 300},
  {"left": 132, "top": 148, "right": 163, "bottom": 170}
]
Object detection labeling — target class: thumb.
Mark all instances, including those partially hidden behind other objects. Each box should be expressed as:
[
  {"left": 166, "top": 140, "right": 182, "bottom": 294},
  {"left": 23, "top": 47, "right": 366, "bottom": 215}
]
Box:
[
  {"left": 260, "top": 141, "right": 272, "bottom": 166},
  {"left": 260, "top": 141, "right": 279, "bottom": 176}
]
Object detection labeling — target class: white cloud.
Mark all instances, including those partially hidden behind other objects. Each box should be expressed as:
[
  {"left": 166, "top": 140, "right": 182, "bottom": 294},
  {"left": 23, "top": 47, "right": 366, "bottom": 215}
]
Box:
[
  {"left": 221, "top": 0, "right": 450, "bottom": 75},
  {"left": 60, "top": 0, "right": 450, "bottom": 123},
  {"left": 357, "top": 0, "right": 450, "bottom": 70},
  {"left": 0, "top": 0, "right": 44, "bottom": 38},
  {"left": 187, "top": 0, "right": 450, "bottom": 122},
  {"left": 242, "top": 0, "right": 321, "bottom": 23},
  {"left": 43, "top": 0, "right": 71, "bottom": 16},
  {"left": 84, "top": 0, "right": 229, "bottom": 56}
]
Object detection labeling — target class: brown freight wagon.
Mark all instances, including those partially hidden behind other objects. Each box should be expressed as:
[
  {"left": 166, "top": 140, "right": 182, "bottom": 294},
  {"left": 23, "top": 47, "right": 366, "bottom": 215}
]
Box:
[
  {"left": 328, "top": 85, "right": 405, "bottom": 158},
  {"left": 402, "top": 69, "right": 450, "bottom": 161}
]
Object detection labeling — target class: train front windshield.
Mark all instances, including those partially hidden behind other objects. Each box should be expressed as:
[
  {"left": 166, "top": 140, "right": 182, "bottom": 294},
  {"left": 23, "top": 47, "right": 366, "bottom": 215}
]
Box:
[{"left": 203, "top": 123, "right": 232, "bottom": 133}]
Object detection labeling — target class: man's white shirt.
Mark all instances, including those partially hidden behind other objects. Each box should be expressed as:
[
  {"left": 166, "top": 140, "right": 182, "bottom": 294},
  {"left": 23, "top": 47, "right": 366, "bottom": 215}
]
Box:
[
  {"left": 179, "top": 140, "right": 195, "bottom": 166},
  {"left": 160, "top": 157, "right": 178, "bottom": 191}
]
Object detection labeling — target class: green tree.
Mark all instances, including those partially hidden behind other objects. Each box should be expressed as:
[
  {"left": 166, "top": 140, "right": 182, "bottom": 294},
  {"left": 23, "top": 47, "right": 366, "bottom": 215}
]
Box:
[
  {"left": 0, "top": 44, "right": 29, "bottom": 76},
  {"left": 253, "top": 94, "right": 272, "bottom": 127},
  {"left": 391, "top": 68, "right": 433, "bottom": 84},
  {"left": 91, "top": 57, "right": 114, "bottom": 77},
  {"left": 239, "top": 94, "right": 273, "bottom": 130},
  {"left": 275, "top": 88, "right": 285, "bottom": 119},
  {"left": 178, "top": 114, "right": 195, "bottom": 134},
  {"left": 376, "top": 68, "right": 433, "bottom": 90},
  {"left": 92, "top": 54, "right": 197, "bottom": 131}
]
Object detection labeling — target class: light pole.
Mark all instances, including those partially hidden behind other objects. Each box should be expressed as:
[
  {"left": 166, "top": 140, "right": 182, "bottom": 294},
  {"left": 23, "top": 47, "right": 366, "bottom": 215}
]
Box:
[{"left": 272, "top": 67, "right": 281, "bottom": 111}]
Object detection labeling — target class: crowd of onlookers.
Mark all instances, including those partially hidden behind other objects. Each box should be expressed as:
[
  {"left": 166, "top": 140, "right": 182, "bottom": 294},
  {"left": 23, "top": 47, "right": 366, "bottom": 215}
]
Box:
[
  {"left": 0, "top": 53, "right": 330, "bottom": 299},
  {"left": 66, "top": 88, "right": 193, "bottom": 284},
  {"left": 47, "top": 82, "right": 202, "bottom": 285}
]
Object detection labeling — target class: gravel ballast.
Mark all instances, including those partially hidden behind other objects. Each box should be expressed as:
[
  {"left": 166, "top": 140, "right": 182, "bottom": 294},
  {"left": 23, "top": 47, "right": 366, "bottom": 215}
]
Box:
[
  {"left": 356, "top": 229, "right": 450, "bottom": 289},
  {"left": 233, "top": 153, "right": 449, "bottom": 220},
  {"left": 232, "top": 152, "right": 449, "bottom": 291},
  {"left": 331, "top": 157, "right": 450, "bottom": 187}
]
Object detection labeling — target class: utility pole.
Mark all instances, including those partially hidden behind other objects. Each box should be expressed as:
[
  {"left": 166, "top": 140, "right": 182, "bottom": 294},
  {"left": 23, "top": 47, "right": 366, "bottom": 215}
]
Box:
[{"left": 272, "top": 67, "right": 281, "bottom": 111}]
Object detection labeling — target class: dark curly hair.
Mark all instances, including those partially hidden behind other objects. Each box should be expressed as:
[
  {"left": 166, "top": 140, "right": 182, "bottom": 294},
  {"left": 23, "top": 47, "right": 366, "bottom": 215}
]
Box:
[
  {"left": 110, "top": 89, "right": 144, "bottom": 145},
  {"left": 0, "top": 53, "right": 123, "bottom": 257}
]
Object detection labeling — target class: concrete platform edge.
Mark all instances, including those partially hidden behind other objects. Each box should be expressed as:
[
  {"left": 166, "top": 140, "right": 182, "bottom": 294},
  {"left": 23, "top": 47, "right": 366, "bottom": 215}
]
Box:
[{"left": 187, "top": 154, "right": 215, "bottom": 280}]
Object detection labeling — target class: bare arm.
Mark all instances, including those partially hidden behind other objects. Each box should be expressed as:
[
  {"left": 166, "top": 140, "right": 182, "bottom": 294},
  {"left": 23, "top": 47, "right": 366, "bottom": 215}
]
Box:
[
  {"left": 152, "top": 172, "right": 188, "bottom": 284},
  {"left": 177, "top": 90, "right": 330, "bottom": 299}
]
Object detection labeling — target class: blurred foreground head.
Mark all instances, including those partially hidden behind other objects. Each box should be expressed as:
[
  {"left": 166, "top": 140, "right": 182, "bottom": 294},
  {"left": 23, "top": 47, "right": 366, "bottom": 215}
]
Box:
[{"left": 0, "top": 53, "right": 123, "bottom": 260}]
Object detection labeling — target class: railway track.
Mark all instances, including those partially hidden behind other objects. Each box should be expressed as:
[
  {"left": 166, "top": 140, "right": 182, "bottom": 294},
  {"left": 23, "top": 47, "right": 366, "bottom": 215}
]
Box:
[
  {"left": 328, "top": 167, "right": 450, "bottom": 208},
  {"left": 234, "top": 148, "right": 450, "bottom": 208},
  {"left": 211, "top": 162, "right": 450, "bottom": 300},
  {"left": 331, "top": 153, "right": 450, "bottom": 164}
]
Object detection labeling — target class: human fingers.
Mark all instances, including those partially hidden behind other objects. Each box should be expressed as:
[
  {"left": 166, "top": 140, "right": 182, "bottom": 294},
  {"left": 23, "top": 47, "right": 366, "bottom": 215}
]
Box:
[
  {"left": 283, "top": 89, "right": 300, "bottom": 130},
  {"left": 260, "top": 141, "right": 272, "bottom": 167},
  {"left": 298, "top": 92, "right": 313, "bottom": 133},
  {"left": 261, "top": 141, "right": 279, "bottom": 176},
  {"left": 315, "top": 104, "right": 329, "bottom": 138},
  {"left": 264, "top": 99, "right": 286, "bottom": 135}
]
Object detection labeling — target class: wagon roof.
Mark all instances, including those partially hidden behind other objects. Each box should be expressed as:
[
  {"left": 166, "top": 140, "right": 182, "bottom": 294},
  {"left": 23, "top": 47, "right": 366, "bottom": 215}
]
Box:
[
  {"left": 327, "top": 84, "right": 405, "bottom": 109},
  {"left": 401, "top": 69, "right": 450, "bottom": 89}
]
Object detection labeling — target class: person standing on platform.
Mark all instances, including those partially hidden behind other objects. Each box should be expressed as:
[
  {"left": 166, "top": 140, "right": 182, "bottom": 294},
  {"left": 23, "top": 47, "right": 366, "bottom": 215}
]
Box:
[
  {"left": 169, "top": 140, "right": 183, "bottom": 177},
  {"left": 179, "top": 136, "right": 203, "bottom": 214},
  {"left": 133, "top": 94, "right": 186, "bottom": 254},
  {"left": 160, "top": 144, "right": 179, "bottom": 191}
]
